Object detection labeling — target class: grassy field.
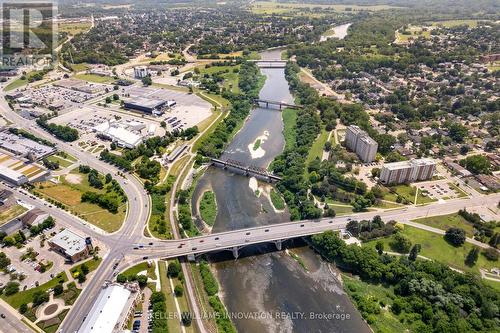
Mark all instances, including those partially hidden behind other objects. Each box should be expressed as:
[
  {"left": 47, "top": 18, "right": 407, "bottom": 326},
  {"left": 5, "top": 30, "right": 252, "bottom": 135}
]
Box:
[
  {"left": 46, "top": 155, "right": 74, "bottom": 168},
  {"left": 384, "top": 184, "right": 436, "bottom": 205},
  {"left": 343, "top": 274, "right": 408, "bottom": 333},
  {"left": 412, "top": 213, "right": 474, "bottom": 236},
  {"left": 73, "top": 73, "right": 115, "bottom": 84},
  {"left": 70, "top": 63, "right": 89, "bottom": 72},
  {"left": 2, "top": 272, "right": 68, "bottom": 309},
  {"left": 431, "top": 19, "right": 479, "bottom": 28},
  {"left": 199, "top": 191, "right": 217, "bottom": 226},
  {"left": 0, "top": 204, "right": 28, "bottom": 226},
  {"left": 251, "top": 1, "right": 401, "bottom": 15},
  {"left": 270, "top": 189, "right": 285, "bottom": 210},
  {"left": 197, "top": 64, "right": 241, "bottom": 94},
  {"left": 34, "top": 170, "right": 126, "bottom": 232},
  {"left": 281, "top": 108, "right": 298, "bottom": 150},
  {"left": 122, "top": 261, "right": 156, "bottom": 279},
  {"left": 4, "top": 70, "right": 47, "bottom": 91},
  {"left": 158, "top": 261, "right": 182, "bottom": 333},
  {"left": 70, "top": 257, "right": 102, "bottom": 276},
  {"left": 306, "top": 128, "right": 329, "bottom": 166},
  {"left": 58, "top": 21, "right": 91, "bottom": 35},
  {"left": 395, "top": 25, "right": 432, "bottom": 43},
  {"left": 364, "top": 225, "right": 498, "bottom": 274}
]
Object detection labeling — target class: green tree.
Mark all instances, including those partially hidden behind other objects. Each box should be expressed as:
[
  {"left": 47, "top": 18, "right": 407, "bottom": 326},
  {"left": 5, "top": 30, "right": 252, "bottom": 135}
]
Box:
[
  {"left": 167, "top": 261, "right": 181, "bottom": 278},
  {"left": 445, "top": 227, "right": 466, "bottom": 246},
  {"left": 375, "top": 241, "right": 384, "bottom": 255},
  {"left": 465, "top": 247, "right": 480, "bottom": 266},
  {"left": 4, "top": 281, "right": 19, "bottom": 295},
  {"left": 392, "top": 234, "right": 412, "bottom": 253}
]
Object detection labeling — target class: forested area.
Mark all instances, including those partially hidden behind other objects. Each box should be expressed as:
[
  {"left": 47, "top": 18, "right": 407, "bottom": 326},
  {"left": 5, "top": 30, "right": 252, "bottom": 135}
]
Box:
[
  {"left": 79, "top": 165, "right": 127, "bottom": 214},
  {"left": 272, "top": 62, "right": 386, "bottom": 219},
  {"left": 312, "top": 230, "right": 500, "bottom": 333},
  {"left": 198, "top": 61, "right": 264, "bottom": 158}
]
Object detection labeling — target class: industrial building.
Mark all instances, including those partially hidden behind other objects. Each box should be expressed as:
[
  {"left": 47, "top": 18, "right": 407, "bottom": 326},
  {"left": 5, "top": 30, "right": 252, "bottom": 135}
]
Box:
[
  {"left": 0, "top": 165, "right": 29, "bottom": 185},
  {"left": 78, "top": 282, "right": 141, "bottom": 333},
  {"left": 123, "top": 97, "right": 168, "bottom": 115},
  {"left": 345, "top": 125, "right": 378, "bottom": 163},
  {"left": 0, "top": 130, "right": 56, "bottom": 161},
  {"left": 380, "top": 158, "right": 436, "bottom": 185},
  {"left": 93, "top": 120, "right": 145, "bottom": 149},
  {"left": 0, "top": 152, "right": 49, "bottom": 185},
  {"left": 133, "top": 66, "right": 149, "bottom": 78},
  {"left": 48, "top": 229, "right": 92, "bottom": 262}
]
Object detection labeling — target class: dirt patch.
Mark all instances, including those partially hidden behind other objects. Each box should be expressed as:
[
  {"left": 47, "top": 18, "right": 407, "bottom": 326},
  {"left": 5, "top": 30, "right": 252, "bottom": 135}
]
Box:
[
  {"left": 44, "top": 304, "right": 59, "bottom": 316},
  {"left": 65, "top": 173, "right": 82, "bottom": 184}
]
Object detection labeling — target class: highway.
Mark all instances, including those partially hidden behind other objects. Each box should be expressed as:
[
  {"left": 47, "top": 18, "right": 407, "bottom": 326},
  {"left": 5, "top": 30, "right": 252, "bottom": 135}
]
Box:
[{"left": 1, "top": 83, "right": 499, "bottom": 333}]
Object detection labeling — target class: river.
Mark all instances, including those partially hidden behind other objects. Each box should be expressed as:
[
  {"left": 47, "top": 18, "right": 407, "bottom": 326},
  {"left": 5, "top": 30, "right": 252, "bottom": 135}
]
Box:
[
  {"left": 191, "top": 48, "right": 370, "bottom": 333},
  {"left": 320, "top": 23, "right": 352, "bottom": 42}
]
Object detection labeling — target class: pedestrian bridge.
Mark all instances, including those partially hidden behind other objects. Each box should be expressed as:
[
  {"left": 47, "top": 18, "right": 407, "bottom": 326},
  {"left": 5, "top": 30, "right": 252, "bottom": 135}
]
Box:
[
  {"left": 250, "top": 60, "right": 287, "bottom": 68},
  {"left": 210, "top": 158, "right": 282, "bottom": 182},
  {"left": 254, "top": 99, "right": 302, "bottom": 110}
]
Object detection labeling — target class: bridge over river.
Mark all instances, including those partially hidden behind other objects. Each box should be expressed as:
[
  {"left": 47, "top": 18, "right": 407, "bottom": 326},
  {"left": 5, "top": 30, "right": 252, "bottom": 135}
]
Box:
[{"left": 210, "top": 158, "right": 282, "bottom": 182}]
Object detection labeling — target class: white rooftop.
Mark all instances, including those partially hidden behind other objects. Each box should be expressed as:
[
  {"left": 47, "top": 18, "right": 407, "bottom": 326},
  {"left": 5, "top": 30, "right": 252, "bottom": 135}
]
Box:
[
  {"left": 0, "top": 165, "right": 28, "bottom": 182},
  {"left": 78, "top": 284, "right": 132, "bottom": 333},
  {"left": 383, "top": 158, "right": 436, "bottom": 170},
  {"left": 49, "top": 229, "right": 87, "bottom": 256},
  {"left": 107, "top": 126, "right": 143, "bottom": 147}
]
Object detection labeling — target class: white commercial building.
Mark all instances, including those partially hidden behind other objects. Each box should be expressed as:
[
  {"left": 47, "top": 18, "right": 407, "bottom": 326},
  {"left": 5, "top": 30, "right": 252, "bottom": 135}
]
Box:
[
  {"left": 380, "top": 158, "right": 436, "bottom": 185},
  {"left": 0, "top": 165, "right": 29, "bottom": 185},
  {"left": 78, "top": 283, "right": 140, "bottom": 333},
  {"left": 345, "top": 125, "right": 378, "bottom": 163},
  {"left": 93, "top": 121, "right": 143, "bottom": 149},
  {"left": 134, "top": 66, "right": 149, "bottom": 79}
]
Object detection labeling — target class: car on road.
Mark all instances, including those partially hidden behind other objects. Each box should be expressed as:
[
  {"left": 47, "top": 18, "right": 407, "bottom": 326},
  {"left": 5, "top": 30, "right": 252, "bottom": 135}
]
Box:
[
  {"left": 0, "top": 314, "right": 5, "bottom": 318},
  {"left": 192, "top": 247, "right": 197, "bottom": 251}
]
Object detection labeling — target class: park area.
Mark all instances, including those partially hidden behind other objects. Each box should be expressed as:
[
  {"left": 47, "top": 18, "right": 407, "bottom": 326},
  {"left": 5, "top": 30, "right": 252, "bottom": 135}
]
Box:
[
  {"left": 33, "top": 169, "right": 126, "bottom": 232},
  {"left": 364, "top": 225, "right": 499, "bottom": 275}
]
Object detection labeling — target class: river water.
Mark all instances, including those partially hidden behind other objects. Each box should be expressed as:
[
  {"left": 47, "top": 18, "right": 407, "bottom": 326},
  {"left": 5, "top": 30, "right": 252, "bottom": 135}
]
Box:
[
  {"left": 320, "top": 23, "right": 352, "bottom": 42},
  {"left": 191, "top": 49, "right": 370, "bottom": 333}
]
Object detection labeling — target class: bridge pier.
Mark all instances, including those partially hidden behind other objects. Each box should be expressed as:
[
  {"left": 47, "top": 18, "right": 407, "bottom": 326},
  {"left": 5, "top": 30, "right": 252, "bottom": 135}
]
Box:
[
  {"left": 232, "top": 246, "right": 239, "bottom": 259},
  {"left": 274, "top": 239, "right": 283, "bottom": 251}
]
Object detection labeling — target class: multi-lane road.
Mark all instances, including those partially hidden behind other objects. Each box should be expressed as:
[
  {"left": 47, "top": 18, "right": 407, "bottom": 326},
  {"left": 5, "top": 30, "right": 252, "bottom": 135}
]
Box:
[{"left": 1, "top": 87, "right": 499, "bottom": 333}]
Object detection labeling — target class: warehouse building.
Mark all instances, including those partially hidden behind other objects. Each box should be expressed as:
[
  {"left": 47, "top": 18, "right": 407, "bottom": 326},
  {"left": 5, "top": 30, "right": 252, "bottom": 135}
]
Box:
[
  {"left": 78, "top": 282, "right": 141, "bottom": 333},
  {"left": 380, "top": 158, "right": 436, "bottom": 185},
  {"left": 345, "top": 125, "right": 378, "bottom": 163},
  {"left": 93, "top": 120, "right": 144, "bottom": 149},
  {"left": 0, "top": 165, "right": 29, "bottom": 185},
  {"left": 123, "top": 97, "right": 168, "bottom": 115}
]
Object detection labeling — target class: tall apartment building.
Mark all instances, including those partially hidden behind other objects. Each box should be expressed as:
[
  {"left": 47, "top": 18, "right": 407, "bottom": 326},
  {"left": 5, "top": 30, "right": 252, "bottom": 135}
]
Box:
[
  {"left": 345, "top": 125, "right": 378, "bottom": 163},
  {"left": 380, "top": 158, "right": 436, "bottom": 185}
]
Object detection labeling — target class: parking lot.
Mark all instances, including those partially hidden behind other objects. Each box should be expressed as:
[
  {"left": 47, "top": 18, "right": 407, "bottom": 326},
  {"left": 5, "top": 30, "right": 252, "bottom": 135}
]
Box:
[
  {"left": 49, "top": 106, "right": 167, "bottom": 149},
  {"left": 418, "top": 182, "right": 467, "bottom": 201},
  {"left": 1, "top": 231, "right": 67, "bottom": 289},
  {"left": 123, "top": 86, "right": 212, "bottom": 130}
]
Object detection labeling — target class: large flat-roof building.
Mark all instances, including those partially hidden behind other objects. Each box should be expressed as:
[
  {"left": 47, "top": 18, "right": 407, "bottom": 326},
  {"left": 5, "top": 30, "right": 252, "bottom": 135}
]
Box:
[
  {"left": 380, "top": 158, "right": 436, "bottom": 185},
  {"left": 123, "top": 97, "right": 167, "bottom": 115},
  {"left": 93, "top": 120, "right": 144, "bottom": 149},
  {"left": 78, "top": 283, "right": 140, "bottom": 333},
  {"left": 345, "top": 125, "right": 378, "bottom": 163},
  {"left": 0, "top": 131, "right": 56, "bottom": 161},
  {"left": 0, "top": 165, "right": 29, "bottom": 185},
  {"left": 48, "top": 229, "right": 92, "bottom": 262}
]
